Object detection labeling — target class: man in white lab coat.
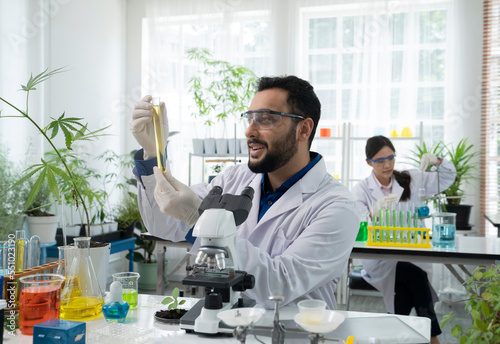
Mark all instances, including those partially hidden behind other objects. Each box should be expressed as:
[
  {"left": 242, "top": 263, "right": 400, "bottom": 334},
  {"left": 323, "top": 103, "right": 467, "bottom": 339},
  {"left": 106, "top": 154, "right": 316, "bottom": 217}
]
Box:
[{"left": 130, "top": 75, "right": 359, "bottom": 309}]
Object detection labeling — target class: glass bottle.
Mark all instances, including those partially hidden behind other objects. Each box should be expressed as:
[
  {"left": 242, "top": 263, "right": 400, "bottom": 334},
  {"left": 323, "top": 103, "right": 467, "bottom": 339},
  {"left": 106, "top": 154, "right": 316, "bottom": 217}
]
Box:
[
  {"left": 102, "top": 281, "right": 129, "bottom": 322},
  {"left": 355, "top": 214, "right": 368, "bottom": 242},
  {"left": 59, "top": 237, "right": 104, "bottom": 321}
]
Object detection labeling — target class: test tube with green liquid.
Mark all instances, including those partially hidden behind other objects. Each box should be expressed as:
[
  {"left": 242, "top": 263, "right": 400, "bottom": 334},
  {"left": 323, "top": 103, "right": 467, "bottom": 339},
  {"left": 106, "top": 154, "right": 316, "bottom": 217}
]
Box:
[{"left": 152, "top": 97, "right": 167, "bottom": 173}]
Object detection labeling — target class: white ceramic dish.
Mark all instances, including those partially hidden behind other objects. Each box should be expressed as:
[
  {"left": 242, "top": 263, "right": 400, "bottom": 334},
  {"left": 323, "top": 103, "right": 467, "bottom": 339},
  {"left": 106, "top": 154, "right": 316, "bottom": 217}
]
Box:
[
  {"left": 294, "top": 310, "right": 345, "bottom": 333},
  {"left": 217, "top": 307, "right": 266, "bottom": 327}
]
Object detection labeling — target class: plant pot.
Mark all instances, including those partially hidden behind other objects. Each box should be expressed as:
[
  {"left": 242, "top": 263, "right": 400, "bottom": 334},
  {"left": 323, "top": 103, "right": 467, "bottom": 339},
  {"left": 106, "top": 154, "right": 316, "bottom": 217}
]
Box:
[
  {"left": 444, "top": 204, "right": 473, "bottom": 230},
  {"left": 119, "top": 221, "right": 136, "bottom": 239},
  {"left": 192, "top": 139, "right": 204, "bottom": 155},
  {"left": 204, "top": 138, "right": 216, "bottom": 155},
  {"left": 215, "top": 138, "right": 228, "bottom": 155},
  {"left": 25, "top": 215, "right": 59, "bottom": 244},
  {"left": 228, "top": 138, "right": 239, "bottom": 155},
  {"left": 136, "top": 260, "right": 168, "bottom": 291},
  {"left": 240, "top": 138, "right": 248, "bottom": 154}
]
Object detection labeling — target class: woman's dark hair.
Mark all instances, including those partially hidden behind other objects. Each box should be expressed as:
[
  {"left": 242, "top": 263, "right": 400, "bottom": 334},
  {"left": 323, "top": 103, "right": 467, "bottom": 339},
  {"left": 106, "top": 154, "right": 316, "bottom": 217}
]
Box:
[{"left": 366, "top": 135, "right": 412, "bottom": 201}]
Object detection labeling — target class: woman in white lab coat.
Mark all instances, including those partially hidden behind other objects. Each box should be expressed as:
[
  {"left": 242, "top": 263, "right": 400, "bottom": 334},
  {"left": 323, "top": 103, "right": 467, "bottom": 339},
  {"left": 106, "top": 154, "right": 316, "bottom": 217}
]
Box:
[{"left": 351, "top": 135, "right": 456, "bottom": 344}]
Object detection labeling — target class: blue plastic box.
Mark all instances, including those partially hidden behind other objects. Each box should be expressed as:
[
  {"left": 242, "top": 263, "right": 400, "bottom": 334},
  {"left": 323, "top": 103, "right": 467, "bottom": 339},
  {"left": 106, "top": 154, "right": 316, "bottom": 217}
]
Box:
[{"left": 33, "top": 319, "right": 85, "bottom": 344}]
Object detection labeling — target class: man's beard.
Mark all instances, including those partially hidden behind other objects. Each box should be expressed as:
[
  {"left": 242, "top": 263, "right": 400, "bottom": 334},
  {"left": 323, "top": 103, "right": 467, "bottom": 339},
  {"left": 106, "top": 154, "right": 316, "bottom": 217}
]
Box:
[{"left": 247, "top": 124, "right": 298, "bottom": 174}]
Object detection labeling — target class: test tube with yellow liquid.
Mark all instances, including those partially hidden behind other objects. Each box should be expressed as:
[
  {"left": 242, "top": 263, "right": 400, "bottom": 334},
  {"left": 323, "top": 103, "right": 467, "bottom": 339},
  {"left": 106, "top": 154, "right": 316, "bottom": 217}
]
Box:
[
  {"left": 15, "top": 230, "right": 26, "bottom": 273},
  {"left": 152, "top": 97, "right": 167, "bottom": 173}
]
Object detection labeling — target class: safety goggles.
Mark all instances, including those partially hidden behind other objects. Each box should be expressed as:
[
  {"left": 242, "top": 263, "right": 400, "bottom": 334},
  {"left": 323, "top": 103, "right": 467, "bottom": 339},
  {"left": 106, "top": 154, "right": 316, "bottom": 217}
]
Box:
[
  {"left": 368, "top": 154, "right": 396, "bottom": 165},
  {"left": 241, "top": 110, "right": 305, "bottom": 129}
]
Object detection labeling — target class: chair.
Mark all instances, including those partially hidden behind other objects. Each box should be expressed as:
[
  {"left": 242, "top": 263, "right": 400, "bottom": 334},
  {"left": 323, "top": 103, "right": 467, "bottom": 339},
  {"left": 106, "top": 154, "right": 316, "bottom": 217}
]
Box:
[{"left": 346, "top": 260, "right": 381, "bottom": 310}]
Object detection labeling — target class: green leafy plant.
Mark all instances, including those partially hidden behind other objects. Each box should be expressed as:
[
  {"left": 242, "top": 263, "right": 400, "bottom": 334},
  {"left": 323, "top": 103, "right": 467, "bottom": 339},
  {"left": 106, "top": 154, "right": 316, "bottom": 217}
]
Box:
[
  {"left": 442, "top": 265, "right": 500, "bottom": 344},
  {"left": 408, "top": 138, "right": 480, "bottom": 206},
  {"left": 161, "top": 287, "right": 186, "bottom": 310},
  {"left": 407, "top": 141, "right": 446, "bottom": 166},
  {"left": 0, "top": 147, "right": 30, "bottom": 236},
  {"left": 0, "top": 68, "right": 108, "bottom": 235},
  {"left": 442, "top": 138, "right": 481, "bottom": 206},
  {"left": 187, "top": 48, "right": 258, "bottom": 130}
]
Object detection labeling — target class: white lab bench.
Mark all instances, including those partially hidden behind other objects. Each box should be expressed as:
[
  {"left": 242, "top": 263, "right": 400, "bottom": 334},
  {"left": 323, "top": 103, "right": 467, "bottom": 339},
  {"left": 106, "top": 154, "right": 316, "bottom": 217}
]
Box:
[{"left": 4, "top": 294, "right": 430, "bottom": 343}]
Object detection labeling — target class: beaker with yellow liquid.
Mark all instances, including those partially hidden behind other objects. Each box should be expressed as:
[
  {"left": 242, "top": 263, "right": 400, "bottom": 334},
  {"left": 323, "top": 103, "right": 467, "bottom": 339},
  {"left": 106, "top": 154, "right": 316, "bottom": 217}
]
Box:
[{"left": 60, "top": 237, "right": 104, "bottom": 321}]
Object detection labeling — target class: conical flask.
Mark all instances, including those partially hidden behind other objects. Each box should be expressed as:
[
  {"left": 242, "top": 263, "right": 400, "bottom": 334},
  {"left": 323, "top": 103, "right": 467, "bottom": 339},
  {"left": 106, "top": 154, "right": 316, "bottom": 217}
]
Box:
[{"left": 60, "top": 237, "right": 104, "bottom": 320}]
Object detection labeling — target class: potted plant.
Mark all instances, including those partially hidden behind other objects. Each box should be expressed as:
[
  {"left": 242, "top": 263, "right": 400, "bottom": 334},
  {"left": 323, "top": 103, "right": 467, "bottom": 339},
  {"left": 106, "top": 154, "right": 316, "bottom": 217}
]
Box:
[
  {"left": 0, "top": 68, "right": 112, "bottom": 291},
  {"left": 408, "top": 139, "right": 480, "bottom": 229},
  {"left": 187, "top": 48, "right": 258, "bottom": 155},
  {"left": 442, "top": 264, "right": 500, "bottom": 344},
  {"left": 1, "top": 68, "right": 108, "bottom": 238},
  {"left": 0, "top": 147, "right": 30, "bottom": 238},
  {"left": 440, "top": 138, "right": 480, "bottom": 229}
]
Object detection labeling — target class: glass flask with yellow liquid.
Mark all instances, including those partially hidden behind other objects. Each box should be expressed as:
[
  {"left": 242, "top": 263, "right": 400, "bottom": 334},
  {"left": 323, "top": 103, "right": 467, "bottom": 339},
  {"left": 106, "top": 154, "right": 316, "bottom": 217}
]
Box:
[{"left": 60, "top": 237, "right": 104, "bottom": 320}]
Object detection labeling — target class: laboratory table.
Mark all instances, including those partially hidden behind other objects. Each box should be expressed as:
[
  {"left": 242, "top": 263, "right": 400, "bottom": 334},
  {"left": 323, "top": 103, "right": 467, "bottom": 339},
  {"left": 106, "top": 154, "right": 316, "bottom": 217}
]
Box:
[
  {"left": 351, "top": 234, "right": 500, "bottom": 284},
  {"left": 4, "top": 294, "right": 431, "bottom": 343}
]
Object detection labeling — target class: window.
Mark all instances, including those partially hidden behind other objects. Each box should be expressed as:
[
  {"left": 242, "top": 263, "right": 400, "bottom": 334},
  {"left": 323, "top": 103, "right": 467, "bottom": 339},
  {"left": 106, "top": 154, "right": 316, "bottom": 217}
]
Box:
[{"left": 141, "top": 1, "right": 455, "bottom": 187}]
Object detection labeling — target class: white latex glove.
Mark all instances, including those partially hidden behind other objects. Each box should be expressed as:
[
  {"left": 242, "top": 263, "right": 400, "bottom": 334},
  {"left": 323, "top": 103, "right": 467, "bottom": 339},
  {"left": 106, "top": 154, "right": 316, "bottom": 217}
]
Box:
[
  {"left": 373, "top": 194, "right": 398, "bottom": 215},
  {"left": 419, "top": 153, "right": 438, "bottom": 172},
  {"left": 130, "top": 95, "right": 169, "bottom": 160},
  {"left": 153, "top": 167, "right": 201, "bottom": 227}
]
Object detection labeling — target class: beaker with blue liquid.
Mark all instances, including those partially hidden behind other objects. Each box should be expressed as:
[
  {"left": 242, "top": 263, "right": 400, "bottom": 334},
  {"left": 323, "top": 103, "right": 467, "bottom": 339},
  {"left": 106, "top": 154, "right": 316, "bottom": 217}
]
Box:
[{"left": 432, "top": 212, "right": 456, "bottom": 248}]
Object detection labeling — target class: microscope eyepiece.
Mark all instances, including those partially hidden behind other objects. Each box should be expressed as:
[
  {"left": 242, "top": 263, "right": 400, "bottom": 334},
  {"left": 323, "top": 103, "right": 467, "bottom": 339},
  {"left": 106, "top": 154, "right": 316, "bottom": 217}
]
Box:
[{"left": 240, "top": 186, "right": 254, "bottom": 200}]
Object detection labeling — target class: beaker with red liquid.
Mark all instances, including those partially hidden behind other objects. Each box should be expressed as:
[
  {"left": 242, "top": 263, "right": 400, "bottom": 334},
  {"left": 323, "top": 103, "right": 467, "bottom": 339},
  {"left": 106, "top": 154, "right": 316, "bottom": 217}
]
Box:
[{"left": 19, "top": 273, "right": 64, "bottom": 335}]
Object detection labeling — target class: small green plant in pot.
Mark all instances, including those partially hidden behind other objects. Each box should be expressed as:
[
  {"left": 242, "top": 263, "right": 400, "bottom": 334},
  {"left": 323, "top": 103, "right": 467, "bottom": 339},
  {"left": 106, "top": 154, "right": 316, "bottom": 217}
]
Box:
[
  {"left": 442, "top": 265, "right": 500, "bottom": 344},
  {"left": 155, "top": 287, "right": 188, "bottom": 321}
]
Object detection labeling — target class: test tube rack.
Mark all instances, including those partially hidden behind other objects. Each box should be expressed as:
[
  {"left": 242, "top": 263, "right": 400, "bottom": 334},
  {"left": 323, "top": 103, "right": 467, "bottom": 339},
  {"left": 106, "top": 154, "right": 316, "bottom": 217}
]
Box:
[{"left": 366, "top": 226, "right": 432, "bottom": 249}]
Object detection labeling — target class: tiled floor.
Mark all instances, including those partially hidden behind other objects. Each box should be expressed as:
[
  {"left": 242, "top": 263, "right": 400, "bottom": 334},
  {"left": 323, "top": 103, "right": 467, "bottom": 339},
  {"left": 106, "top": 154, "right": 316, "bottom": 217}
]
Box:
[{"left": 142, "top": 280, "right": 470, "bottom": 344}]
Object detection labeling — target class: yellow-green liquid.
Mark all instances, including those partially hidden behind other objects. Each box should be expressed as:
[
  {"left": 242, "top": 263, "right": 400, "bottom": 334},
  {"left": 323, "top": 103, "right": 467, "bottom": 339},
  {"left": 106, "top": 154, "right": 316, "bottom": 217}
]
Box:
[
  {"left": 60, "top": 296, "right": 104, "bottom": 320},
  {"left": 15, "top": 239, "right": 25, "bottom": 272},
  {"left": 122, "top": 289, "right": 138, "bottom": 309},
  {"left": 152, "top": 105, "right": 167, "bottom": 173}
]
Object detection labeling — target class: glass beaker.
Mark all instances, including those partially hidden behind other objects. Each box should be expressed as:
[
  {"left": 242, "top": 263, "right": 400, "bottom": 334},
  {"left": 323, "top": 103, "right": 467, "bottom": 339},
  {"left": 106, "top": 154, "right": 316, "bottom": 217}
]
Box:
[
  {"left": 19, "top": 273, "right": 64, "bottom": 335},
  {"left": 112, "top": 272, "right": 140, "bottom": 309},
  {"left": 432, "top": 212, "right": 456, "bottom": 248},
  {"left": 60, "top": 237, "right": 104, "bottom": 321}
]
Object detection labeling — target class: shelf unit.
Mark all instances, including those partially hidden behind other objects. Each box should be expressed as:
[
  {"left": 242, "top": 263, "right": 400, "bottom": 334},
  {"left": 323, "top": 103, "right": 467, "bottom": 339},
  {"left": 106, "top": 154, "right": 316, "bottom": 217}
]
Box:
[
  {"left": 188, "top": 153, "right": 248, "bottom": 185},
  {"left": 189, "top": 122, "right": 424, "bottom": 187},
  {"left": 312, "top": 122, "right": 423, "bottom": 188}
]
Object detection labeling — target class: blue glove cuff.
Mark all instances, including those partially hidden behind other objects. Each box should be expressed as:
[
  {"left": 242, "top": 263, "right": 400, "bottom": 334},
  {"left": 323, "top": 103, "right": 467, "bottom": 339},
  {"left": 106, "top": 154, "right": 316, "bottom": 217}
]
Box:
[{"left": 134, "top": 148, "right": 167, "bottom": 177}]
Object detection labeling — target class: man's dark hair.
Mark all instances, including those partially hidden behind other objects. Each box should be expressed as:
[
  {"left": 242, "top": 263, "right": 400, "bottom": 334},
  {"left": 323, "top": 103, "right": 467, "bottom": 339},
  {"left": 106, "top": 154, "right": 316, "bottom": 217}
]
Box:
[{"left": 257, "top": 75, "right": 321, "bottom": 148}]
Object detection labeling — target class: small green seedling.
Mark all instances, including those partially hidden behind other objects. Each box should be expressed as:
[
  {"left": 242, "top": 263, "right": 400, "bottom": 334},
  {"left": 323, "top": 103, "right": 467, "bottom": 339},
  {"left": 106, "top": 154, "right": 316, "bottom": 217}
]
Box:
[{"left": 161, "top": 287, "right": 186, "bottom": 311}]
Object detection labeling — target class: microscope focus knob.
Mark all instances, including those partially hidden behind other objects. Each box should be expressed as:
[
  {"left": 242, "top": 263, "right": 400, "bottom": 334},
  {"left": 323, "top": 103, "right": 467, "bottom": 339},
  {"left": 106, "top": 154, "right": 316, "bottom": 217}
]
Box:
[
  {"left": 232, "top": 273, "right": 255, "bottom": 292},
  {"left": 204, "top": 292, "right": 223, "bottom": 310}
]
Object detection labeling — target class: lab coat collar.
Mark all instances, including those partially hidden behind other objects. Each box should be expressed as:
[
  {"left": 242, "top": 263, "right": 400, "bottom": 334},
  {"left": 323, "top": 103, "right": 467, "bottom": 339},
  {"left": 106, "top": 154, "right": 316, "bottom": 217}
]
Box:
[
  {"left": 367, "top": 172, "right": 403, "bottom": 202},
  {"left": 256, "top": 156, "right": 327, "bottom": 225}
]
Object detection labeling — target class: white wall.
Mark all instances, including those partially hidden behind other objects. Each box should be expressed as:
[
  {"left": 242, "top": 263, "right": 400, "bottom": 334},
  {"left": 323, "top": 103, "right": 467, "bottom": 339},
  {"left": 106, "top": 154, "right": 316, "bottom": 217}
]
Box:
[
  {"left": 448, "top": 0, "right": 483, "bottom": 231},
  {"left": 47, "top": 0, "right": 126, "bottom": 157}
]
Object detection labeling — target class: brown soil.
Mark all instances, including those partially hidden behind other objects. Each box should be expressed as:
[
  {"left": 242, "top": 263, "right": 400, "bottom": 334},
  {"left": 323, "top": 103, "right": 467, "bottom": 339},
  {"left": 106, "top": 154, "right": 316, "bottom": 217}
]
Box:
[{"left": 155, "top": 309, "right": 188, "bottom": 319}]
